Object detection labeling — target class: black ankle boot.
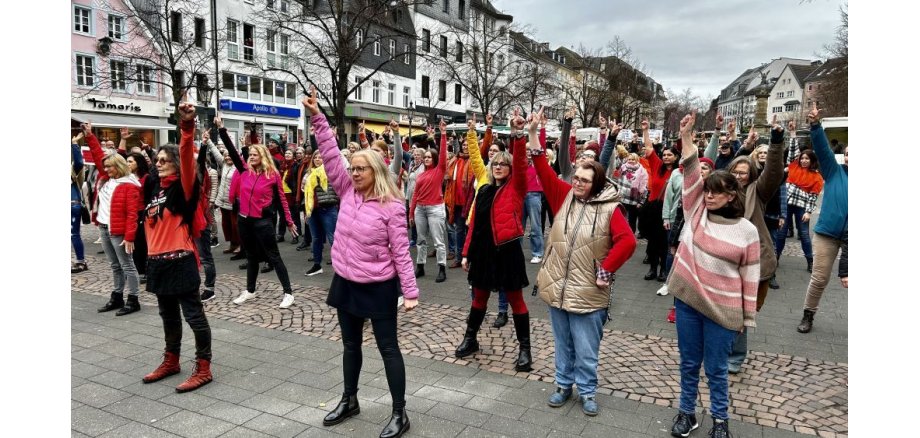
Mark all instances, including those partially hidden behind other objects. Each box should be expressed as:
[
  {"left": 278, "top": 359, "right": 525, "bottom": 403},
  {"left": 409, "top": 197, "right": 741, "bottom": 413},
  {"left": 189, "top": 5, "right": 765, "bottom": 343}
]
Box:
[
  {"left": 643, "top": 266, "right": 658, "bottom": 281},
  {"left": 769, "top": 275, "right": 780, "bottom": 290},
  {"left": 797, "top": 309, "right": 816, "bottom": 333},
  {"left": 414, "top": 263, "right": 425, "bottom": 278},
  {"left": 657, "top": 265, "right": 667, "bottom": 282},
  {"left": 455, "top": 308, "right": 486, "bottom": 358},
  {"left": 806, "top": 257, "right": 813, "bottom": 273},
  {"left": 435, "top": 264, "right": 446, "bottom": 283},
  {"left": 512, "top": 313, "right": 532, "bottom": 372},
  {"left": 379, "top": 407, "right": 410, "bottom": 438},
  {"left": 98, "top": 292, "right": 124, "bottom": 313},
  {"left": 492, "top": 312, "right": 508, "bottom": 328},
  {"left": 323, "top": 394, "right": 360, "bottom": 426},
  {"left": 116, "top": 295, "right": 141, "bottom": 316}
]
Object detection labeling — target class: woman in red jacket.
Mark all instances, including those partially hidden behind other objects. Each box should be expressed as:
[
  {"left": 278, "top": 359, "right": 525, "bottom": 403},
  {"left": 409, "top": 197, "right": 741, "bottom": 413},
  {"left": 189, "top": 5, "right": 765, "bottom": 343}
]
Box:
[
  {"left": 85, "top": 123, "right": 144, "bottom": 316},
  {"left": 638, "top": 119, "right": 680, "bottom": 282},
  {"left": 457, "top": 109, "right": 533, "bottom": 372}
]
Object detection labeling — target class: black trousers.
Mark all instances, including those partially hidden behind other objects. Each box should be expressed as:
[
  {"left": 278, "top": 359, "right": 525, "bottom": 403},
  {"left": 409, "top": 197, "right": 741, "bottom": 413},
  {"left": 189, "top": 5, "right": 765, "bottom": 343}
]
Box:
[
  {"left": 337, "top": 308, "right": 406, "bottom": 409},
  {"left": 157, "top": 291, "right": 212, "bottom": 360},
  {"left": 238, "top": 216, "right": 293, "bottom": 293},
  {"left": 640, "top": 200, "right": 668, "bottom": 269}
]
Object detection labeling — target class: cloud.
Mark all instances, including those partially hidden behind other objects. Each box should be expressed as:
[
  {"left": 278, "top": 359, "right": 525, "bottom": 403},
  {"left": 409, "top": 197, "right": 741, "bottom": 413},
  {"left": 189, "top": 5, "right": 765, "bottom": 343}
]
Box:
[{"left": 494, "top": 0, "right": 843, "bottom": 99}]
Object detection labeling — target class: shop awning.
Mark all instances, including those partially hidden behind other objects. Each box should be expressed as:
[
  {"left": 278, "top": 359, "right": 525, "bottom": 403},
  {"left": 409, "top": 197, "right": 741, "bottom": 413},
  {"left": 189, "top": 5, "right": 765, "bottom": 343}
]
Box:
[
  {"left": 363, "top": 121, "right": 417, "bottom": 137},
  {"left": 71, "top": 111, "right": 174, "bottom": 130}
]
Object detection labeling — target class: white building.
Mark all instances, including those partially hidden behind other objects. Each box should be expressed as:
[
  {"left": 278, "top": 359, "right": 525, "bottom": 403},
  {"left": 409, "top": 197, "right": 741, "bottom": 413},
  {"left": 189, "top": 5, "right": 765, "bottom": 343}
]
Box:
[{"left": 766, "top": 62, "right": 822, "bottom": 127}]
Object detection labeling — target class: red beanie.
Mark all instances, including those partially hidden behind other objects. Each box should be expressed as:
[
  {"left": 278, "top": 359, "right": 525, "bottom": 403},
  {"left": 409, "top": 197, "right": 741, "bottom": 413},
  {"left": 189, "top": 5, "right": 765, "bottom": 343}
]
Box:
[
  {"left": 699, "top": 157, "right": 715, "bottom": 169},
  {"left": 585, "top": 142, "right": 600, "bottom": 155}
]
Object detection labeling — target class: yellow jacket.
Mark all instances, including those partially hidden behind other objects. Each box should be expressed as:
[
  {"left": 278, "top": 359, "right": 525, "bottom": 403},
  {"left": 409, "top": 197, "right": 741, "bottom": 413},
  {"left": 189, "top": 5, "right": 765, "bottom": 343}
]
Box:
[
  {"left": 465, "top": 127, "right": 490, "bottom": 225},
  {"left": 303, "top": 165, "right": 329, "bottom": 218}
]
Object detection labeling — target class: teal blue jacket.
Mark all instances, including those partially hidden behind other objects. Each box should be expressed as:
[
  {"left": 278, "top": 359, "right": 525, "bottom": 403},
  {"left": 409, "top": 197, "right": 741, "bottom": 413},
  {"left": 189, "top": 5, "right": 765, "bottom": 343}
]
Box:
[{"left": 810, "top": 124, "right": 848, "bottom": 240}]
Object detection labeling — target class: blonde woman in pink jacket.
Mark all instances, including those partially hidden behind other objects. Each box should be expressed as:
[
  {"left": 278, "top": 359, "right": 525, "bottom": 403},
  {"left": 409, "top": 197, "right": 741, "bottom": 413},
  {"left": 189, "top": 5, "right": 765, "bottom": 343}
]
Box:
[{"left": 304, "top": 88, "right": 418, "bottom": 438}]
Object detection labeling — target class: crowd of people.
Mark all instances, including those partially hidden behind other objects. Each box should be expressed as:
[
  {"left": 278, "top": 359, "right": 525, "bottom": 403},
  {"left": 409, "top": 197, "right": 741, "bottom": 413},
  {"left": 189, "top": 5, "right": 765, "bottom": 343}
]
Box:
[{"left": 71, "top": 87, "right": 847, "bottom": 437}]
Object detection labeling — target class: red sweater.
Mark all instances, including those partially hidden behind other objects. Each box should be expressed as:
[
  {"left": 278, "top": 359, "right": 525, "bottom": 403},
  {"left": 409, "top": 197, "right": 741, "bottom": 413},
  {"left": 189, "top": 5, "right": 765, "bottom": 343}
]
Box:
[
  {"left": 409, "top": 134, "right": 448, "bottom": 218},
  {"left": 645, "top": 148, "right": 673, "bottom": 202},
  {"left": 533, "top": 151, "right": 635, "bottom": 273}
]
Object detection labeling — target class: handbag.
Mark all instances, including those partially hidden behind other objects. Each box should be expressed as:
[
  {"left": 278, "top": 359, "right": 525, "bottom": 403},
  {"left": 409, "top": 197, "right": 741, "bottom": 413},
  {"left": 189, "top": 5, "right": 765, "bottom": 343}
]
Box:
[{"left": 315, "top": 176, "right": 339, "bottom": 207}]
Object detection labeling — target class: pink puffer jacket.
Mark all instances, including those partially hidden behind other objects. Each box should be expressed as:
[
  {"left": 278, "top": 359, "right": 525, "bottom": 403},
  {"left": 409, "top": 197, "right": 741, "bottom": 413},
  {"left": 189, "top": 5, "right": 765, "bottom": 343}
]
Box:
[{"left": 313, "top": 113, "right": 419, "bottom": 300}]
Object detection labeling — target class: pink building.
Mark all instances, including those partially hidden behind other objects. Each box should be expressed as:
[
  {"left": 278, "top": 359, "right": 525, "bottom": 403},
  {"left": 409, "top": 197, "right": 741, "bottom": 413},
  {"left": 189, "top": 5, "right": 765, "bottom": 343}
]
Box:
[{"left": 71, "top": 0, "right": 172, "bottom": 146}]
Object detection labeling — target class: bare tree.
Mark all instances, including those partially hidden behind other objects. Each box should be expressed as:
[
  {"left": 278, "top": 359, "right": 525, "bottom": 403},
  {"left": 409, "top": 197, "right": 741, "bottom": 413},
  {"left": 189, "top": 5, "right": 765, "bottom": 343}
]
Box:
[
  {"left": 557, "top": 45, "right": 610, "bottom": 128},
  {"left": 815, "top": 3, "right": 847, "bottom": 117},
  {"left": 595, "top": 36, "right": 655, "bottom": 129},
  {"left": 253, "top": 0, "right": 424, "bottom": 145}
]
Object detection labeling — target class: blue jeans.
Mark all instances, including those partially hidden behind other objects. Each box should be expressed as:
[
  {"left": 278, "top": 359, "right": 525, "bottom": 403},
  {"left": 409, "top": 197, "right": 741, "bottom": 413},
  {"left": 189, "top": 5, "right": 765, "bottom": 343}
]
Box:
[
  {"left": 675, "top": 299, "right": 736, "bottom": 420},
  {"left": 71, "top": 203, "right": 85, "bottom": 261},
  {"left": 522, "top": 192, "right": 544, "bottom": 258},
  {"left": 470, "top": 289, "right": 508, "bottom": 312},
  {"left": 664, "top": 228, "right": 676, "bottom": 277},
  {"left": 776, "top": 205, "right": 813, "bottom": 258},
  {"left": 549, "top": 306, "right": 607, "bottom": 397},
  {"left": 195, "top": 228, "right": 216, "bottom": 290},
  {"left": 449, "top": 206, "right": 468, "bottom": 261},
  {"left": 309, "top": 206, "right": 338, "bottom": 264}
]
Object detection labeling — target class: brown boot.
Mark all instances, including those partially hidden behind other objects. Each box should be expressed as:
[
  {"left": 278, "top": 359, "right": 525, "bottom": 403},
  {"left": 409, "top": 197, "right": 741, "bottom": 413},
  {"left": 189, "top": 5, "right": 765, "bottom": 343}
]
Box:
[
  {"left": 142, "top": 351, "right": 181, "bottom": 383},
  {"left": 175, "top": 358, "right": 212, "bottom": 393},
  {"left": 796, "top": 309, "right": 816, "bottom": 333}
]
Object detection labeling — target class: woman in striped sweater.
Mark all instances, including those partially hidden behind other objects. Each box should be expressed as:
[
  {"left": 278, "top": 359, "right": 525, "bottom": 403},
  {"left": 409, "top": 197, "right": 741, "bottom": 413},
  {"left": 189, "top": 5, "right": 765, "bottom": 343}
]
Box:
[{"left": 668, "top": 111, "right": 760, "bottom": 438}]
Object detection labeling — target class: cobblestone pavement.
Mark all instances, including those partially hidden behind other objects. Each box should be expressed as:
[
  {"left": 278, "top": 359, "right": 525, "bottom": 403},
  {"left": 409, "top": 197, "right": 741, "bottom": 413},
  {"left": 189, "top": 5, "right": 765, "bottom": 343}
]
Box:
[{"left": 73, "top": 249, "right": 847, "bottom": 437}]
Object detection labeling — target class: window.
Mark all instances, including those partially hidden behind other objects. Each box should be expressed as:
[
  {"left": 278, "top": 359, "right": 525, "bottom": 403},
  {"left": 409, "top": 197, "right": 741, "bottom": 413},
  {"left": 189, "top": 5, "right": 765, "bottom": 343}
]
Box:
[
  {"left": 267, "top": 0, "right": 275, "bottom": 9},
  {"left": 422, "top": 29, "right": 430, "bottom": 52},
  {"left": 454, "top": 84, "right": 461, "bottom": 104},
  {"left": 280, "top": 0, "right": 290, "bottom": 13},
  {"left": 403, "top": 44, "right": 410, "bottom": 64},
  {"left": 438, "top": 80, "right": 446, "bottom": 101},
  {"left": 170, "top": 12, "right": 182, "bottom": 43},
  {"left": 262, "top": 78, "right": 273, "bottom": 100},
  {"left": 175, "top": 70, "right": 186, "bottom": 95},
  {"left": 403, "top": 86, "right": 410, "bottom": 107},
  {"left": 356, "top": 29, "right": 363, "bottom": 49},
  {"left": 807, "top": 84, "right": 813, "bottom": 91},
  {"left": 354, "top": 76, "right": 363, "bottom": 100},
  {"left": 275, "top": 81, "right": 285, "bottom": 102},
  {"left": 439, "top": 36, "right": 448, "bottom": 58},
  {"left": 497, "top": 54, "right": 504, "bottom": 69},
  {"left": 785, "top": 103, "right": 797, "bottom": 112},
  {"left": 389, "top": 39, "right": 396, "bottom": 59},
  {"left": 75, "top": 55, "right": 95, "bottom": 87},
  {"left": 286, "top": 83, "right": 295, "bottom": 104},
  {"left": 194, "top": 18, "right": 206, "bottom": 48},
  {"left": 280, "top": 35, "right": 289, "bottom": 68},
  {"left": 236, "top": 74, "right": 249, "bottom": 99},
  {"left": 388, "top": 83, "right": 396, "bottom": 105},
  {"left": 421, "top": 76, "right": 430, "bottom": 99},
  {"left": 374, "top": 36, "right": 381, "bottom": 56},
  {"left": 775, "top": 92, "right": 783, "bottom": 99},
  {"left": 243, "top": 23, "right": 255, "bottom": 62},
  {"left": 455, "top": 41, "right": 463, "bottom": 62},
  {"left": 196, "top": 74, "right": 209, "bottom": 101},
  {"left": 227, "top": 20, "right": 239, "bottom": 60},
  {"left": 108, "top": 15, "right": 125, "bottom": 40},
  {"left": 787, "top": 90, "right": 794, "bottom": 97},
  {"left": 772, "top": 106, "right": 783, "bottom": 113},
  {"left": 74, "top": 6, "right": 92, "bottom": 34},
  {"left": 223, "top": 72, "right": 235, "bottom": 96},
  {"left": 110, "top": 60, "right": 127, "bottom": 92},
  {"left": 459, "top": 0, "right": 465, "bottom": 19},
  {"left": 266, "top": 30, "right": 277, "bottom": 67},
  {"left": 372, "top": 80, "right": 381, "bottom": 103},
  {"left": 136, "top": 65, "right": 154, "bottom": 95},
  {"left": 443, "top": 0, "right": 449, "bottom": 13}
]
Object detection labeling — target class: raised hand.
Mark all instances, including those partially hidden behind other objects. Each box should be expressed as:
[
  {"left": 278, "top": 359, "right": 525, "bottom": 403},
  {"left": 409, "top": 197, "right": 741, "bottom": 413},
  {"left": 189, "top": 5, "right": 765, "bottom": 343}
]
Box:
[
  {"left": 726, "top": 117, "right": 736, "bottom": 134},
  {"left": 787, "top": 118, "right": 796, "bottom": 132},
  {"left": 467, "top": 113, "right": 477, "bottom": 130},
  {"left": 564, "top": 106, "right": 575, "bottom": 120},
  {"left": 120, "top": 127, "right": 133, "bottom": 139},
  {"left": 439, "top": 118, "right": 447, "bottom": 135},
  {"left": 610, "top": 118, "right": 623, "bottom": 136},
  {"left": 358, "top": 120, "right": 366, "bottom": 134},
  {"left": 715, "top": 111, "right": 724, "bottom": 130},
  {"left": 81, "top": 121, "right": 92, "bottom": 136},
  {"left": 213, "top": 113, "right": 224, "bottom": 129},
  {"left": 744, "top": 125, "right": 757, "bottom": 147},
  {"left": 389, "top": 118, "right": 399, "bottom": 132},
  {"left": 510, "top": 108, "right": 526, "bottom": 132},
  {"left": 641, "top": 117, "right": 649, "bottom": 131},
  {"left": 202, "top": 130, "right": 210, "bottom": 143},
  {"left": 806, "top": 101, "right": 821, "bottom": 125},
  {"left": 598, "top": 113, "right": 607, "bottom": 130},
  {"left": 425, "top": 125, "right": 434, "bottom": 137},
  {"left": 72, "top": 131, "right": 84, "bottom": 144},
  {"left": 528, "top": 106, "right": 544, "bottom": 132},
  {"left": 301, "top": 86, "right": 321, "bottom": 115},
  {"left": 679, "top": 111, "right": 696, "bottom": 139},
  {"left": 485, "top": 113, "right": 493, "bottom": 126},
  {"left": 178, "top": 94, "right": 196, "bottom": 122},
  {"left": 771, "top": 114, "right": 784, "bottom": 134}
]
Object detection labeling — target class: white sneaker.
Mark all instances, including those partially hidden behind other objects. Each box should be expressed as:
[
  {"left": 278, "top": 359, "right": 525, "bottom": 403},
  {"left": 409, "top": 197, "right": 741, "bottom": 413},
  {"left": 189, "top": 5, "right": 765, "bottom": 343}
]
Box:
[
  {"left": 397, "top": 295, "right": 405, "bottom": 309},
  {"left": 93, "top": 237, "right": 102, "bottom": 244},
  {"left": 530, "top": 257, "right": 543, "bottom": 264},
  {"left": 656, "top": 285, "right": 669, "bottom": 296},
  {"left": 279, "top": 294, "right": 295, "bottom": 309},
  {"left": 233, "top": 290, "right": 256, "bottom": 305}
]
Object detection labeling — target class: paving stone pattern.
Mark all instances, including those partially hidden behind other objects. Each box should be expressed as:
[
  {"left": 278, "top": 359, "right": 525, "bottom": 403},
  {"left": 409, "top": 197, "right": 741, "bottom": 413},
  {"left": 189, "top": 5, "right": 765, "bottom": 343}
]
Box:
[{"left": 73, "top": 255, "right": 847, "bottom": 437}]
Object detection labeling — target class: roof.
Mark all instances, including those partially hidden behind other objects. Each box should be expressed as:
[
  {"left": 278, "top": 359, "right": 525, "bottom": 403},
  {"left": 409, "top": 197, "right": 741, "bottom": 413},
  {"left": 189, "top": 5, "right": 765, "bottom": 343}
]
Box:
[
  {"left": 789, "top": 63, "right": 821, "bottom": 86},
  {"left": 804, "top": 57, "right": 847, "bottom": 82},
  {"left": 471, "top": 0, "right": 513, "bottom": 21}
]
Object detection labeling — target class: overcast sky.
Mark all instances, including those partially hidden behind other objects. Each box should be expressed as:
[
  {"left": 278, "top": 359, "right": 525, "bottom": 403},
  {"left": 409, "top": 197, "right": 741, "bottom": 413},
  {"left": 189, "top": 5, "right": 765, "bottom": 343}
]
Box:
[{"left": 494, "top": 0, "right": 844, "bottom": 101}]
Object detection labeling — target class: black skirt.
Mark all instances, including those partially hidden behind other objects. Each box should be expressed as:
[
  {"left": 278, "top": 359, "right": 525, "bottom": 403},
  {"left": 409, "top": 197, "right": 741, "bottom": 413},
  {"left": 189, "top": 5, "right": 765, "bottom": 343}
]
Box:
[
  {"left": 326, "top": 273, "right": 400, "bottom": 319},
  {"left": 146, "top": 253, "right": 200, "bottom": 296},
  {"left": 466, "top": 185, "right": 530, "bottom": 292}
]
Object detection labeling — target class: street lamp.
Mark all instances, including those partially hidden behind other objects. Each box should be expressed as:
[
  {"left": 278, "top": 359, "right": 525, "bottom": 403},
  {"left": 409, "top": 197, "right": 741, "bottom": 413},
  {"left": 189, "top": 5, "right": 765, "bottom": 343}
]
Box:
[
  {"left": 408, "top": 101, "right": 416, "bottom": 145},
  {"left": 198, "top": 85, "right": 216, "bottom": 142}
]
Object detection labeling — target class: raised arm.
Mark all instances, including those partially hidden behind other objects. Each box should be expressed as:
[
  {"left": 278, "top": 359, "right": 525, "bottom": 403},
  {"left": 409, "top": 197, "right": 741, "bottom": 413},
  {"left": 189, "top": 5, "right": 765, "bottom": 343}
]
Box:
[
  {"left": 177, "top": 99, "right": 198, "bottom": 201},
  {"left": 704, "top": 111, "right": 723, "bottom": 161},
  {"left": 755, "top": 115, "right": 788, "bottom": 203},
  {"left": 71, "top": 132, "right": 85, "bottom": 174},
  {"left": 215, "top": 115, "right": 246, "bottom": 173},
  {"left": 83, "top": 123, "right": 105, "bottom": 177},
  {"left": 806, "top": 102, "right": 841, "bottom": 181},
  {"left": 678, "top": 111, "right": 703, "bottom": 221},
  {"left": 558, "top": 108, "right": 574, "bottom": 180},
  {"left": 357, "top": 121, "right": 370, "bottom": 149},
  {"left": 437, "top": 119, "right": 448, "bottom": 174},
  {"left": 530, "top": 123, "right": 572, "bottom": 214},
  {"left": 599, "top": 118, "right": 623, "bottom": 172},
  {"left": 303, "top": 87, "right": 352, "bottom": 194},
  {"left": 388, "top": 120, "right": 403, "bottom": 177},
  {"left": 467, "top": 114, "right": 488, "bottom": 185}
]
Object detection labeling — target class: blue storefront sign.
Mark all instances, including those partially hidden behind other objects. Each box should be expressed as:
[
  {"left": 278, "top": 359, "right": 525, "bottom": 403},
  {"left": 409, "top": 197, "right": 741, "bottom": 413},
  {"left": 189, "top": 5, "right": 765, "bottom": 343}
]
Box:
[{"left": 219, "top": 99, "right": 301, "bottom": 118}]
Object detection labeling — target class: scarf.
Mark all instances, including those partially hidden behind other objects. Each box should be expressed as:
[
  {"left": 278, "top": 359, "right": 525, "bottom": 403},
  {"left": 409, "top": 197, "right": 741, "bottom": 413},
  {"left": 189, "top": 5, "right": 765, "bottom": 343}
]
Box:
[
  {"left": 787, "top": 161, "right": 824, "bottom": 194},
  {"left": 620, "top": 162, "right": 648, "bottom": 193},
  {"left": 444, "top": 157, "right": 470, "bottom": 223},
  {"left": 304, "top": 165, "right": 329, "bottom": 216}
]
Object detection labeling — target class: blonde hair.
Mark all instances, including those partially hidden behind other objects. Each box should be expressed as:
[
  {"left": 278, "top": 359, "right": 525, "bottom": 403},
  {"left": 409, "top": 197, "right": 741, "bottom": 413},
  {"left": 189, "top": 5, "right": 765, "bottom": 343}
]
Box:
[
  {"left": 546, "top": 148, "right": 556, "bottom": 165},
  {"left": 249, "top": 144, "right": 279, "bottom": 177},
  {"left": 104, "top": 154, "right": 130, "bottom": 179},
  {"left": 350, "top": 149, "right": 404, "bottom": 203},
  {"left": 487, "top": 151, "right": 513, "bottom": 186},
  {"left": 626, "top": 153, "right": 640, "bottom": 162},
  {"left": 616, "top": 144, "right": 629, "bottom": 159}
]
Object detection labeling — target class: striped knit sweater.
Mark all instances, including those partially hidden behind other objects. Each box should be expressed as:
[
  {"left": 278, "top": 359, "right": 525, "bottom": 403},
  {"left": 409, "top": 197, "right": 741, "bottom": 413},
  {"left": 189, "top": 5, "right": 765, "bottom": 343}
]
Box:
[{"left": 667, "top": 153, "right": 761, "bottom": 331}]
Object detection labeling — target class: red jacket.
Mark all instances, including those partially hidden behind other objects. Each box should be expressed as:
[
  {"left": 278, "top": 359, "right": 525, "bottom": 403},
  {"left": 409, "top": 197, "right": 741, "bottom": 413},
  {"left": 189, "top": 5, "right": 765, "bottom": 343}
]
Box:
[
  {"left": 463, "top": 135, "right": 528, "bottom": 256},
  {"left": 86, "top": 132, "right": 142, "bottom": 241}
]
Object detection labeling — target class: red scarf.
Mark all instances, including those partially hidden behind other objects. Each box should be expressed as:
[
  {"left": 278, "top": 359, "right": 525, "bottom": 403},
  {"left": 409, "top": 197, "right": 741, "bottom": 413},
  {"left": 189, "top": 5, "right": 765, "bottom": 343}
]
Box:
[{"left": 787, "top": 161, "right": 824, "bottom": 194}]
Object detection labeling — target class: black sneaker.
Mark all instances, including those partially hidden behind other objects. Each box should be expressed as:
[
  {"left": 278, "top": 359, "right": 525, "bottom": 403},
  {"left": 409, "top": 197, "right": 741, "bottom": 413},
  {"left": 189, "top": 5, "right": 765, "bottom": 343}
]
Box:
[
  {"left": 305, "top": 264, "right": 323, "bottom": 277},
  {"left": 201, "top": 289, "right": 215, "bottom": 302},
  {"left": 210, "top": 239, "right": 220, "bottom": 248},
  {"left": 708, "top": 419, "right": 731, "bottom": 438},
  {"left": 671, "top": 412, "right": 699, "bottom": 437}
]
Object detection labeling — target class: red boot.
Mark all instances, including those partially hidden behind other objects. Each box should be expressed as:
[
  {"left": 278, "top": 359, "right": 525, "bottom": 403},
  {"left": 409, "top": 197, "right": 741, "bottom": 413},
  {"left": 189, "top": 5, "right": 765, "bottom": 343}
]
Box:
[
  {"left": 667, "top": 307, "right": 676, "bottom": 324},
  {"left": 143, "top": 351, "right": 181, "bottom": 383},
  {"left": 175, "top": 358, "right": 212, "bottom": 393}
]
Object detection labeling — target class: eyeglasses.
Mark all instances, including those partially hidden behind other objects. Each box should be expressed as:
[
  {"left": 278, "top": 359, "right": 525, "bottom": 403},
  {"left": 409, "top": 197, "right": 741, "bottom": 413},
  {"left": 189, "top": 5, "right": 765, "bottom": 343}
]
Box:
[
  {"left": 490, "top": 162, "right": 510, "bottom": 168},
  {"left": 156, "top": 157, "right": 173, "bottom": 165},
  {"left": 578, "top": 153, "right": 596, "bottom": 159},
  {"left": 730, "top": 171, "right": 749, "bottom": 177},
  {"left": 351, "top": 165, "right": 371, "bottom": 174},
  {"left": 572, "top": 176, "right": 592, "bottom": 186}
]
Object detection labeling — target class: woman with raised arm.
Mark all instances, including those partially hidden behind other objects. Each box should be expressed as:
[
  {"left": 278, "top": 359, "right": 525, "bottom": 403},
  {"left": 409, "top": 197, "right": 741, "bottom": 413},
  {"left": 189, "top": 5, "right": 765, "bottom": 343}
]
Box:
[
  {"left": 528, "top": 106, "right": 637, "bottom": 416},
  {"left": 302, "top": 149, "right": 339, "bottom": 277},
  {"left": 456, "top": 108, "right": 533, "bottom": 373},
  {"left": 668, "top": 111, "right": 760, "bottom": 438},
  {"left": 85, "top": 122, "right": 144, "bottom": 316},
  {"left": 72, "top": 130, "right": 89, "bottom": 273},
  {"left": 305, "top": 88, "right": 418, "bottom": 438},
  {"left": 126, "top": 151, "right": 151, "bottom": 286},
  {"left": 638, "top": 118, "right": 680, "bottom": 282},
  {"left": 216, "top": 115, "right": 299, "bottom": 309},
  {"left": 775, "top": 148, "right": 823, "bottom": 273},
  {"left": 140, "top": 97, "right": 214, "bottom": 393},
  {"left": 409, "top": 120, "right": 450, "bottom": 282}
]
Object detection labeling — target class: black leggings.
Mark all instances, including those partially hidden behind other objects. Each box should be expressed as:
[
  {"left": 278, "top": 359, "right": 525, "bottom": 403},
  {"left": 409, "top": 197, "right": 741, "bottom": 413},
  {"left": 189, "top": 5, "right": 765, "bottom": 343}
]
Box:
[
  {"left": 157, "top": 291, "right": 212, "bottom": 360},
  {"left": 238, "top": 216, "right": 292, "bottom": 293},
  {"left": 337, "top": 308, "right": 406, "bottom": 409},
  {"left": 640, "top": 200, "right": 668, "bottom": 269}
]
